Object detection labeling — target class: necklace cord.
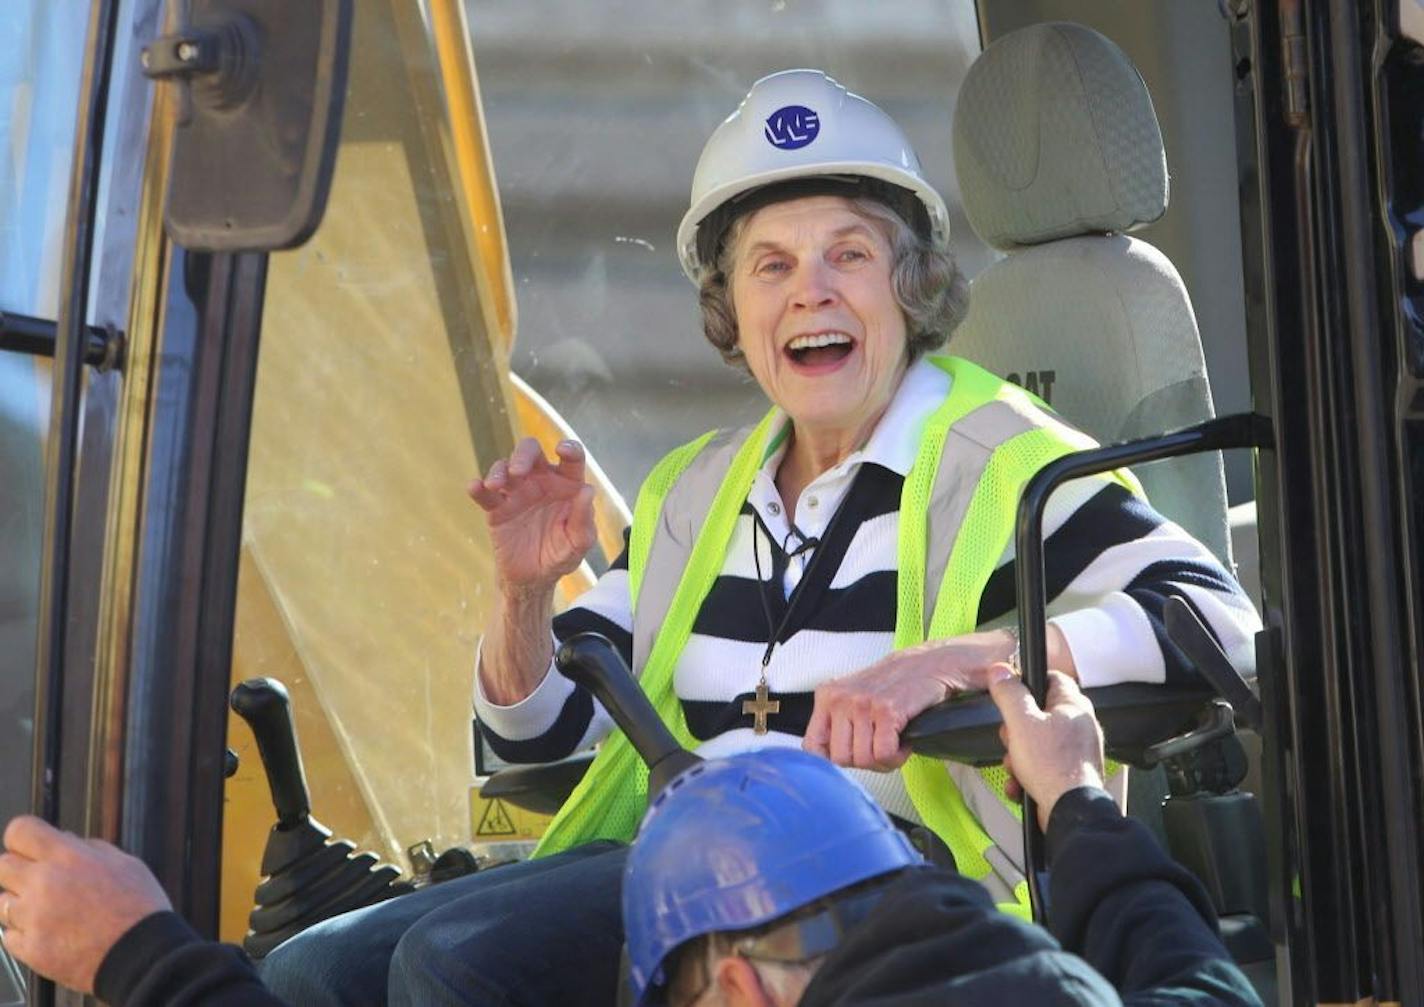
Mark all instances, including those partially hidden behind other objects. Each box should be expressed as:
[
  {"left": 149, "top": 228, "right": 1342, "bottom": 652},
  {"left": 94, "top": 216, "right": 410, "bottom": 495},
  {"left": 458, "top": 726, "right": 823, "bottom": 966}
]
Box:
[
  {"left": 751, "top": 517, "right": 780, "bottom": 669},
  {"left": 749, "top": 479, "right": 859, "bottom": 675}
]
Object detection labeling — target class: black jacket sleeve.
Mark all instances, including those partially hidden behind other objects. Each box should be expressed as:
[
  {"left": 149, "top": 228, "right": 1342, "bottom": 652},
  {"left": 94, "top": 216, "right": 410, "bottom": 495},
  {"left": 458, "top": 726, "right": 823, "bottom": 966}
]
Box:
[
  {"left": 94, "top": 912, "right": 286, "bottom": 1007},
  {"left": 1046, "top": 787, "right": 1262, "bottom": 1006},
  {"left": 796, "top": 867, "right": 1122, "bottom": 1006},
  {"left": 798, "top": 789, "right": 1262, "bottom": 1007}
]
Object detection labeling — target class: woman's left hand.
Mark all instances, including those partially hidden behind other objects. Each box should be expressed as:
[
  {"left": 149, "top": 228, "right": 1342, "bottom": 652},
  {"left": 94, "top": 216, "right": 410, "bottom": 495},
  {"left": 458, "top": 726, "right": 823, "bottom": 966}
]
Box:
[{"left": 802, "top": 631, "right": 1018, "bottom": 772}]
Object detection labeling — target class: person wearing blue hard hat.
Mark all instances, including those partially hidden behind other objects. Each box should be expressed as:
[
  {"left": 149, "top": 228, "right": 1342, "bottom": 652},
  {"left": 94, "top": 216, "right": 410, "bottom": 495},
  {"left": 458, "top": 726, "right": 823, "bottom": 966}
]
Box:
[
  {"left": 623, "top": 667, "right": 1261, "bottom": 1007},
  {"left": 623, "top": 749, "right": 921, "bottom": 1007}
]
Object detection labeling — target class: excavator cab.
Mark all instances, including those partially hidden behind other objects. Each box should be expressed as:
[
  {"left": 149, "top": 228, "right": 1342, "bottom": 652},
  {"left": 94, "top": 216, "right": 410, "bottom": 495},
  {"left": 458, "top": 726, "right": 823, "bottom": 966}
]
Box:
[{"left": 2, "top": 2, "right": 1421, "bottom": 1005}]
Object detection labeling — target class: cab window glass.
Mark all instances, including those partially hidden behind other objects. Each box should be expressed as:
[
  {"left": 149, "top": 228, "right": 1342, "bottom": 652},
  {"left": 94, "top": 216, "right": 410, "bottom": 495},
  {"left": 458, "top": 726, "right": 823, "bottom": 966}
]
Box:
[
  {"left": 0, "top": 4, "right": 87, "bottom": 1000},
  {"left": 469, "top": 1, "right": 989, "bottom": 493},
  {"left": 0, "top": 0, "right": 88, "bottom": 835},
  {"left": 221, "top": 0, "right": 518, "bottom": 941}
]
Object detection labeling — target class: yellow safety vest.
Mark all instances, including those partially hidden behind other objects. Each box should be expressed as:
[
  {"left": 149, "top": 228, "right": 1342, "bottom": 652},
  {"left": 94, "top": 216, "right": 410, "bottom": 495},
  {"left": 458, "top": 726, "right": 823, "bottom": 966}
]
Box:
[{"left": 532, "top": 356, "right": 1139, "bottom": 917}]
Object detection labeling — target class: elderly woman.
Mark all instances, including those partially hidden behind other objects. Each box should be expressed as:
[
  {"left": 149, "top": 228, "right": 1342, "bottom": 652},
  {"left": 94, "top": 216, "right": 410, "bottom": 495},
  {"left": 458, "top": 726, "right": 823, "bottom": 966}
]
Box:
[{"left": 261, "top": 70, "right": 1259, "bottom": 1007}]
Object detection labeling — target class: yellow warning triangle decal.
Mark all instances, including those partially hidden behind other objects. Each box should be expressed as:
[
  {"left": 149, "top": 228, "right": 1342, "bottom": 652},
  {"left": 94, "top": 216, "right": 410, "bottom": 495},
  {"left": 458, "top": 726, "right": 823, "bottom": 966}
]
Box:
[{"left": 476, "top": 798, "right": 517, "bottom": 836}]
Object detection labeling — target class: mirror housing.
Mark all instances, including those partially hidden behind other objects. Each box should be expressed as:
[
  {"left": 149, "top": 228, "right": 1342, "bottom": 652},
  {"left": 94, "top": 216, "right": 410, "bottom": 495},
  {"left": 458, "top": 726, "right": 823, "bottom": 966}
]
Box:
[{"left": 144, "top": 0, "right": 353, "bottom": 251}]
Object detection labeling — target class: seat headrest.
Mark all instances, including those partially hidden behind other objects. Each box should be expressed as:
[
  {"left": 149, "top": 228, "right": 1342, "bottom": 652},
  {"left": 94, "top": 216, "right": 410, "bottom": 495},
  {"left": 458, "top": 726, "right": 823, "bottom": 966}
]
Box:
[{"left": 953, "top": 23, "right": 1168, "bottom": 251}]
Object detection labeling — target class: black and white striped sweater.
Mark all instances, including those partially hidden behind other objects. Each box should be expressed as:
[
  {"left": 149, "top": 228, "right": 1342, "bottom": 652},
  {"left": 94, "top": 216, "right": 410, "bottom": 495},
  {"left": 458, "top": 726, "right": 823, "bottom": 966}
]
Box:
[{"left": 475, "top": 359, "right": 1261, "bottom": 824}]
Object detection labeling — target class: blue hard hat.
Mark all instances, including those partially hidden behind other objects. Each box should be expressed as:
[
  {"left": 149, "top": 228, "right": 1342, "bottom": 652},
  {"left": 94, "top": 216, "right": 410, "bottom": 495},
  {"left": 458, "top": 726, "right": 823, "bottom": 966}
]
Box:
[{"left": 622, "top": 748, "right": 922, "bottom": 1006}]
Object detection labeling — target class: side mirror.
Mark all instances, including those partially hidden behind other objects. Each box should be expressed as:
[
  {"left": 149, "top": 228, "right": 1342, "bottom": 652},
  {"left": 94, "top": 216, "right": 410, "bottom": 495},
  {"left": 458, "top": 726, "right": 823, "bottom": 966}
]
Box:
[{"left": 142, "top": 0, "right": 353, "bottom": 251}]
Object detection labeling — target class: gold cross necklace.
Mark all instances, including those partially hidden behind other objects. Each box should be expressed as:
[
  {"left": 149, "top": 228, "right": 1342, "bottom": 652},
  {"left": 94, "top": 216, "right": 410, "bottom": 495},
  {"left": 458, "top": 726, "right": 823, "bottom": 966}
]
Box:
[{"left": 743, "top": 676, "right": 781, "bottom": 735}]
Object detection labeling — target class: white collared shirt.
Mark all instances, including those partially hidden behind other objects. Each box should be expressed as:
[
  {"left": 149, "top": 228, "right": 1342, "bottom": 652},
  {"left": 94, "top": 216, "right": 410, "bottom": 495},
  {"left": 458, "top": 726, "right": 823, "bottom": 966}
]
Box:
[{"left": 747, "top": 357, "right": 950, "bottom": 598}]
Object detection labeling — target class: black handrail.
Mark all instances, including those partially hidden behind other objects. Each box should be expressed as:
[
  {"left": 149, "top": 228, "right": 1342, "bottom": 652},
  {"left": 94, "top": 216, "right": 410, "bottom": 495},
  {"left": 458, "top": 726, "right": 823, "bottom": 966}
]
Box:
[
  {"left": 118, "top": 250, "right": 270, "bottom": 939},
  {"left": 1013, "top": 411, "right": 1272, "bottom": 922},
  {"left": 0, "top": 310, "right": 118, "bottom": 368}
]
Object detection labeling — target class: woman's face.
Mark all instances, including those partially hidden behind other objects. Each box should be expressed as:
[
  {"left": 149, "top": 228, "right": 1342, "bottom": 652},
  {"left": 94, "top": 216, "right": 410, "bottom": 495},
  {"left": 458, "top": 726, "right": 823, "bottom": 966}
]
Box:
[{"left": 729, "top": 196, "right": 909, "bottom": 438}]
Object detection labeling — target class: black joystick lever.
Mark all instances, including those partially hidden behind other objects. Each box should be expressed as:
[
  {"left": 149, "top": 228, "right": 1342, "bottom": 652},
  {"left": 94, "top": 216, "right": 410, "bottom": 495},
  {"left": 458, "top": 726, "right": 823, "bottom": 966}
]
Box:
[
  {"left": 231, "top": 678, "right": 311, "bottom": 828},
  {"left": 1164, "top": 597, "right": 1262, "bottom": 730},
  {"left": 230, "top": 679, "right": 411, "bottom": 958},
  {"left": 555, "top": 633, "right": 702, "bottom": 798}
]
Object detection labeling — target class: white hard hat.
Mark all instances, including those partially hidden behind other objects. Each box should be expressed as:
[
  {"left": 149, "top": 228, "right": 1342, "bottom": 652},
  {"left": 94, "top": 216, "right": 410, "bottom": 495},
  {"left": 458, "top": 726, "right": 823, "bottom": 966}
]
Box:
[{"left": 676, "top": 69, "right": 950, "bottom": 283}]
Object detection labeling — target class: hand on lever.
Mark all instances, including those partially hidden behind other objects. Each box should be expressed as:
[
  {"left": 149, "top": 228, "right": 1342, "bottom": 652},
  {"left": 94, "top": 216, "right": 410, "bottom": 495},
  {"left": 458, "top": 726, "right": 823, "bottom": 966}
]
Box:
[
  {"left": 803, "top": 633, "right": 1017, "bottom": 773},
  {"left": 988, "top": 666, "right": 1106, "bottom": 832}
]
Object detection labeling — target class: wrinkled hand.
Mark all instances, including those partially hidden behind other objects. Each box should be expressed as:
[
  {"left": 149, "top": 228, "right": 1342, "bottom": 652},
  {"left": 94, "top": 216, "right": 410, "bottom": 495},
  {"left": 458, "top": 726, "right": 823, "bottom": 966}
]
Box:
[
  {"left": 468, "top": 437, "right": 597, "bottom": 595},
  {"left": 0, "top": 815, "right": 171, "bottom": 994},
  {"left": 803, "top": 633, "right": 1014, "bottom": 772},
  {"left": 987, "top": 666, "right": 1106, "bottom": 831}
]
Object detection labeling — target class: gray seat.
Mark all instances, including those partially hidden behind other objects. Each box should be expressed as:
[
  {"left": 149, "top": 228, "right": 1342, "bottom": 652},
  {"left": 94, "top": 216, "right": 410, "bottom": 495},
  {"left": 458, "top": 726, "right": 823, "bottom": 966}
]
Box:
[{"left": 950, "top": 22, "right": 1231, "bottom": 565}]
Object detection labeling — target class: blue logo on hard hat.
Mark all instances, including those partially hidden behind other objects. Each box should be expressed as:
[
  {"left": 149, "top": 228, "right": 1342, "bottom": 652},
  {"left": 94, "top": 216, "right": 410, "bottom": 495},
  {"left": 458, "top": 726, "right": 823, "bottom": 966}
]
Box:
[{"left": 765, "top": 105, "right": 820, "bottom": 150}]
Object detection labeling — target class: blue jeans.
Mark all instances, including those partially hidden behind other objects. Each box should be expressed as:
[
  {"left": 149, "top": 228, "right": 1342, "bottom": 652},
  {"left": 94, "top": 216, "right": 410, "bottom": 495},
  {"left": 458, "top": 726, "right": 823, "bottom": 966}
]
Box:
[{"left": 259, "top": 841, "right": 628, "bottom": 1006}]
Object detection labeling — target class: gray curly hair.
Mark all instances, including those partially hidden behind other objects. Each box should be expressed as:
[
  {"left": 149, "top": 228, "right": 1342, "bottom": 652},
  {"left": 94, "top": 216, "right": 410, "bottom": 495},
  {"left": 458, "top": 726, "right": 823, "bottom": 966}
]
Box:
[{"left": 696, "top": 196, "right": 969, "bottom": 370}]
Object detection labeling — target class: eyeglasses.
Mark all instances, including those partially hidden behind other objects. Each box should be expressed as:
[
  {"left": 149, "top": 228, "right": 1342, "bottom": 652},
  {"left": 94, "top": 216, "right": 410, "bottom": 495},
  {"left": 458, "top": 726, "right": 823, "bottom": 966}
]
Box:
[{"left": 666, "top": 882, "right": 891, "bottom": 1006}]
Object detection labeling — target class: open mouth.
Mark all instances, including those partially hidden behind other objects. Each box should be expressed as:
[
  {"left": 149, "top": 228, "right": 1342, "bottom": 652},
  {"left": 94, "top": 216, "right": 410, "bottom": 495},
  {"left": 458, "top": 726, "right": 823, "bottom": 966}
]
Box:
[{"left": 785, "top": 331, "right": 855, "bottom": 369}]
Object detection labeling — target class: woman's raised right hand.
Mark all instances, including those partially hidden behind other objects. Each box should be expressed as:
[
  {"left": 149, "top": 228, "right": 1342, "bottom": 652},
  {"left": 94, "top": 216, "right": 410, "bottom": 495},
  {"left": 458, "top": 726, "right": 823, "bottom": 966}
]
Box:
[{"left": 468, "top": 437, "right": 597, "bottom": 595}]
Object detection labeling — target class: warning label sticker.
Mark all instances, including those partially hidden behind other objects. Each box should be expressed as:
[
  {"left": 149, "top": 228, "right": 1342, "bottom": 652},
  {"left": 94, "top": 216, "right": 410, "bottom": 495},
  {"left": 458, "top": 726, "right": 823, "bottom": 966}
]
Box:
[
  {"left": 469, "top": 787, "right": 555, "bottom": 844},
  {"left": 475, "top": 798, "right": 517, "bottom": 836}
]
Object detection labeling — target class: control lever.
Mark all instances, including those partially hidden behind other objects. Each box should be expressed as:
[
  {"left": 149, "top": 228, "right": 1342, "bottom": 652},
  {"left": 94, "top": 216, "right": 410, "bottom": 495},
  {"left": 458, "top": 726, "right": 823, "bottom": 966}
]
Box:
[
  {"left": 230, "top": 679, "right": 411, "bottom": 957},
  {"left": 1164, "top": 597, "right": 1262, "bottom": 729},
  {"left": 555, "top": 633, "right": 703, "bottom": 798},
  {"left": 231, "top": 678, "right": 311, "bottom": 828},
  {"left": 1141, "top": 700, "right": 1238, "bottom": 767},
  {"left": 902, "top": 682, "right": 1213, "bottom": 768}
]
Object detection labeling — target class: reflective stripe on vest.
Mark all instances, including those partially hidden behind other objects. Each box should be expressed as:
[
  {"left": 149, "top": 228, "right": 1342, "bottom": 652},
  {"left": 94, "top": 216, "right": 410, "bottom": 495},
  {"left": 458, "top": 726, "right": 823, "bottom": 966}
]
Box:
[{"left": 532, "top": 356, "right": 1141, "bottom": 918}]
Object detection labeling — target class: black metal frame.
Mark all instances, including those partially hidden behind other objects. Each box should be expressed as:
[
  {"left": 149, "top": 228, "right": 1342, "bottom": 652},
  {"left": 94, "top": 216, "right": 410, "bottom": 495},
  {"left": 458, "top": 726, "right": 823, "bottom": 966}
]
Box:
[
  {"left": 119, "top": 250, "right": 269, "bottom": 937},
  {"left": 1350, "top": 0, "right": 1424, "bottom": 999},
  {"left": 1013, "top": 413, "right": 1272, "bottom": 922},
  {"left": 25, "top": 3, "right": 122, "bottom": 1003},
  {"left": 31, "top": 0, "right": 120, "bottom": 836},
  {"left": 1323, "top": 0, "right": 1424, "bottom": 997},
  {"left": 1231, "top": 0, "right": 1424, "bottom": 1001}
]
